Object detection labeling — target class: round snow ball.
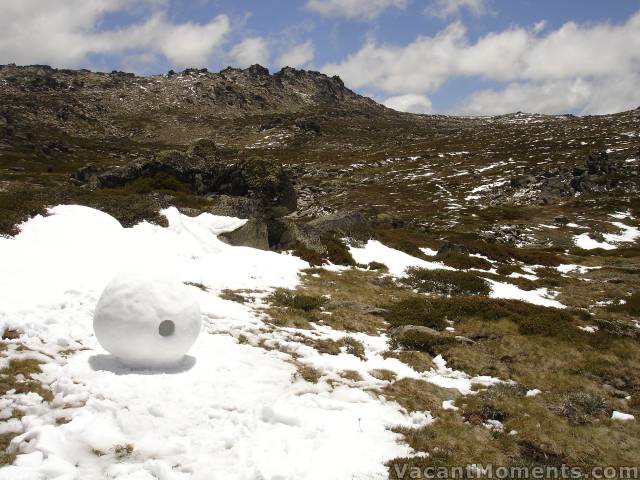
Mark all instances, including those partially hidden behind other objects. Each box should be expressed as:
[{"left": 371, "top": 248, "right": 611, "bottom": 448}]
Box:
[{"left": 93, "top": 272, "right": 201, "bottom": 368}]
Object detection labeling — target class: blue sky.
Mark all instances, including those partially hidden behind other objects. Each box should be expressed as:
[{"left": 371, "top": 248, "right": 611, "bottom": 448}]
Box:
[{"left": 2, "top": 0, "right": 640, "bottom": 115}]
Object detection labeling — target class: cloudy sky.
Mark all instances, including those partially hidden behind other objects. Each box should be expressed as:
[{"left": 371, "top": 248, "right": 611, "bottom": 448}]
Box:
[{"left": 1, "top": 0, "right": 639, "bottom": 115}]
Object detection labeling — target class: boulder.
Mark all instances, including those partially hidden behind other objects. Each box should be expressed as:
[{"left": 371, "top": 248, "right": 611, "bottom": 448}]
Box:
[
  {"left": 586, "top": 151, "right": 615, "bottom": 174},
  {"left": 219, "top": 219, "right": 269, "bottom": 250},
  {"left": 233, "top": 157, "right": 297, "bottom": 217},
  {"left": 307, "top": 210, "right": 370, "bottom": 237},
  {"left": 209, "top": 195, "right": 263, "bottom": 218},
  {"left": 437, "top": 241, "right": 470, "bottom": 255},
  {"left": 391, "top": 325, "right": 474, "bottom": 352},
  {"left": 510, "top": 175, "right": 537, "bottom": 188},
  {"left": 294, "top": 118, "right": 321, "bottom": 134},
  {"left": 73, "top": 152, "right": 297, "bottom": 218},
  {"left": 390, "top": 325, "right": 453, "bottom": 353},
  {"left": 187, "top": 138, "right": 217, "bottom": 159},
  {"left": 268, "top": 219, "right": 325, "bottom": 252}
]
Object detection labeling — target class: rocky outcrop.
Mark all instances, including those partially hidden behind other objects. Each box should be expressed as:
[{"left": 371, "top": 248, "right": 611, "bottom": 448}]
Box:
[
  {"left": 390, "top": 325, "right": 474, "bottom": 353},
  {"left": 307, "top": 211, "right": 371, "bottom": 237},
  {"left": 510, "top": 151, "right": 632, "bottom": 204},
  {"left": 437, "top": 241, "right": 470, "bottom": 255},
  {"left": 73, "top": 142, "right": 297, "bottom": 218},
  {"left": 480, "top": 224, "right": 534, "bottom": 246}
]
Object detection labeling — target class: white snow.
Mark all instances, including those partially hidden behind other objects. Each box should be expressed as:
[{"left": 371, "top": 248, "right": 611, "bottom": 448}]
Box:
[
  {"left": 525, "top": 389, "right": 541, "bottom": 397},
  {"left": 609, "top": 211, "right": 632, "bottom": 220},
  {"left": 0, "top": 205, "right": 452, "bottom": 480},
  {"left": 441, "top": 400, "right": 459, "bottom": 411},
  {"left": 578, "top": 326, "right": 598, "bottom": 333},
  {"left": 556, "top": 264, "right": 599, "bottom": 274},
  {"left": 611, "top": 411, "right": 635, "bottom": 422},
  {"left": 485, "top": 279, "right": 565, "bottom": 308},
  {"left": 483, "top": 419, "right": 504, "bottom": 432},
  {"left": 468, "top": 179, "right": 508, "bottom": 194},
  {"left": 349, "top": 240, "right": 449, "bottom": 277},
  {"left": 574, "top": 222, "right": 640, "bottom": 250},
  {"left": 93, "top": 272, "right": 201, "bottom": 368},
  {"left": 573, "top": 233, "right": 616, "bottom": 250},
  {"left": 604, "top": 222, "right": 640, "bottom": 244}
]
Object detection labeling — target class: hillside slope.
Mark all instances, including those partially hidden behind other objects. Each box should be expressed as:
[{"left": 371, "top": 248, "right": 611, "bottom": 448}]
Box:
[{"left": 1, "top": 65, "right": 639, "bottom": 478}]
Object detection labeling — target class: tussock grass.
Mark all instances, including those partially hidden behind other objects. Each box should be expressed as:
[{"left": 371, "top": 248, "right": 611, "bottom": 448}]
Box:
[
  {"left": 446, "top": 237, "right": 563, "bottom": 267},
  {"left": 383, "top": 350, "right": 433, "bottom": 373},
  {"left": 219, "top": 289, "right": 246, "bottom": 303},
  {"left": 388, "top": 412, "right": 515, "bottom": 477},
  {"left": 292, "top": 236, "right": 355, "bottom": 266},
  {"left": 309, "top": 336, "right": 366, "bottom": 360},
  {"left": 384, "top": 378, "right": 458, "bottom": 413},
  {"left": 370, "top": 369, "right": 397, "bottom": 382},
  {"left": 366, "top": 261, "right": 388, "bottom": 271},
  {"left": 607, "top": 291, "right": 640, "bottom": 316},
  {"left": 559, "top": 391, "right": 610, "bottom": 424},
  {"left": 321, "top": 234, "right": 356, "bottom": 266},
  {"left": 383, "top": 296, "right": 448, "bottom": 330},
  {"left": 402, "top": 267, "right": 491, "bottom": 296},
  {"left": 0, "top": 433, "right": 17, "bottom": 465},
  {"left": 437, "top": 252, "right": 492, "bottom": 271},
  {"left": 384, "top": 295, "right": 579, "bottom": 339},
  {"left": 292, "top": 361, "right": 321, "bottom": 384},
  {"left": 0, "top": 358, "right": 54, "bottom": 404},
  {"left": 340, "top": 370, "right": 363, "bottom": 382},
  {"left": 269, "top": 289, "right": 326, "bottom": 311}
]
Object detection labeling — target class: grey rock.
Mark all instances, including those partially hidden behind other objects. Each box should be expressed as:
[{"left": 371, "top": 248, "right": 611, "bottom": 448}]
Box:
[
  {"left": 74, "top": 152, "right": 297, "bottom": 217},
  {"left": 219, "top": 219, "right": 269, "bottom": 250},
  {"left": 392, "top": 325, "right": 444, "bottom": 339},
  {"left": 209, "top": 195, "right": 263, "bottom": 218},
  {"left": 438, "top": 241, "right": 470, "bottom": 255},
  {"left": 268, "top": 219, "right": 325, "bottom": 253},
  {"left": 327, "top": 300, "right": 388, "bottom": 316},
  {"left": 602, "top": 383, "right": 629, "bottom": 399},
  {"left": 454, "top": 335, "right": 476, "bottom": 345},
  {"left": 308, "top": 210, "right": 371, "bottom": 236},
  {"left": 510, "top": 175, "right": 537, "bottom": 188}
]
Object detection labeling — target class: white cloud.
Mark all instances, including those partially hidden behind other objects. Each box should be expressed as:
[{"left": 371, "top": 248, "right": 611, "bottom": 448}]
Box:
[
  {"left": 305, "top": 0, "right": 407, "bottom": 20},
  {"left": 0, "top": 0, "right": 230, "bottom": 69},
  {"left": 457, "top": 74, "right": 640, "bottom": 116},
  {"left": 323, "top": 12, "right": 640, "bottom": 114},
  {"left": 425, "top": 0, "right": 489, "bottom": 18},
  {"left": 229, "top": 37, "right": 270, "bottom": 68},
  {"left": 276, "top": 40, "right": 315, "bottom": 68},
  {"left": 457, "top": 79, "right": 592, "bottom": 115},
  {"left": 532, "top": 20, "right": 547, "bottom": 34},
  {"left": 384, "top": 93, "right": 432, "bottom": 113}
]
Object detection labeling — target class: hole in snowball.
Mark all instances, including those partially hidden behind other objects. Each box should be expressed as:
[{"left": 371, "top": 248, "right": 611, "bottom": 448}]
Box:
[{"left": 158, "top": 320, "right": 175, "bottom": 337}]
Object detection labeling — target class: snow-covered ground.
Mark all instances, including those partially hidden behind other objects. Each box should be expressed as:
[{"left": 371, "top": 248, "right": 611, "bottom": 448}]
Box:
[{"left": 0, "top": 206, "right": 499, "bottom": 480}]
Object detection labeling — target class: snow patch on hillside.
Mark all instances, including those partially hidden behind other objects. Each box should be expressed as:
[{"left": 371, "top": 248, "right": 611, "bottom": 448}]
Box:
[
  {"left": 349, "top": 240, "right": 450, "bottom": 276},
  {"left": 0, "top": 205, "right": 431, "bottom": 480}
]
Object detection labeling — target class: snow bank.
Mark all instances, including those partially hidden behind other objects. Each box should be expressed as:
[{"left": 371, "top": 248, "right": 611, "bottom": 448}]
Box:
[
  {"left": 486, "top": 279, "right": 565, "bottom": 308},
  {"left": 574, "top": 233, "right": 616, "bottom": 250},
  {"left": 574, "top": 221, "right": 640, "bottom": 250},
  {"left": 349, "top": 240, "right": 449, "bottom": 276}
]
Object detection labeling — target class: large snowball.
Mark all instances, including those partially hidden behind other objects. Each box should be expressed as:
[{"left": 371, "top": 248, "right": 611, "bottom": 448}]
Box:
[{"left": 93, "top": 271, "right": 201, "bottom": 368}]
